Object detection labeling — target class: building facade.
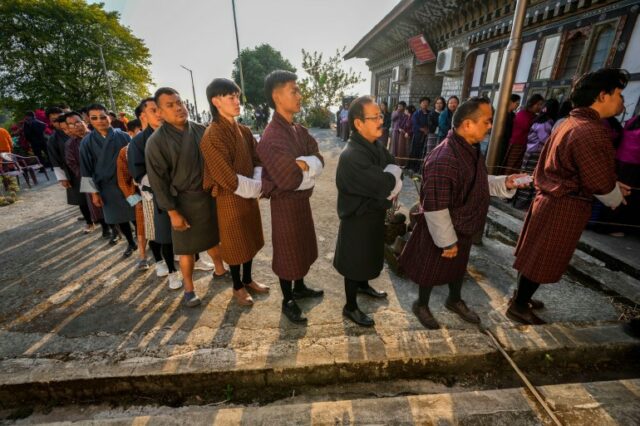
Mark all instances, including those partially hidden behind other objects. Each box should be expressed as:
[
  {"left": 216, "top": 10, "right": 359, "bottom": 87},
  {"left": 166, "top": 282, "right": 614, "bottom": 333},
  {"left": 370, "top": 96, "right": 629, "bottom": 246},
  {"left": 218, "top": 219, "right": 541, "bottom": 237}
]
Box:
[{"left": 346, "top": 0, "right": 640, "bottom": 120}]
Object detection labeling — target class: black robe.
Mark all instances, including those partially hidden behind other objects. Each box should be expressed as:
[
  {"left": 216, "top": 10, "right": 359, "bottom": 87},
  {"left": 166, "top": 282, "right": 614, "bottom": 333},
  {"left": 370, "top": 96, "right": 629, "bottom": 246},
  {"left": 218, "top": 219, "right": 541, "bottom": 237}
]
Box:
[
  {"left": 79, "top": 128, "right": 134, "bottom": 224},
  {"left": 145, "top": 121, "right": 219, "bottom": 255},
  {"left": 333, "top": 131, "right": 397, "bottom": 281},
  {"left": 46, "top": 129, "right": 80, "bottom": 205},
  {"left": 128, "top": 126, "right": 172, "bottom": 244}
]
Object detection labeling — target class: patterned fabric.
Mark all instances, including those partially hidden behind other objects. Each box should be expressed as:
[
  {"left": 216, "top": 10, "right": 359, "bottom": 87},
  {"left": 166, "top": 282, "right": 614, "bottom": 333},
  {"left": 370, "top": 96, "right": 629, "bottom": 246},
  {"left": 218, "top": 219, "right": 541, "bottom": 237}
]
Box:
[
  {"left": 399, "top": 130, "right": 490, "bottom": 287},
  {"left": 502, "top": 143, "right": 526, "bottom": 174},
  {"left": 65, "top": 135, "right": 103, "bottom": 223},
  {"left": 514, "top": 108, "right": 618, "bottom": 283},
  {"left": 142, "top": 198, "right": 155, "bottom": 241},
  {"left": 200, "top": 117, "right": 264, "bottom": 265},
  {"left": 116, "top": 147, "right": 144, "bottom": 237},
  {"left": 257, "top": 112, "right": 323, "bottom": 280},
  {"left": 512, "top": 150, "right": 541, "bottom": 209}
]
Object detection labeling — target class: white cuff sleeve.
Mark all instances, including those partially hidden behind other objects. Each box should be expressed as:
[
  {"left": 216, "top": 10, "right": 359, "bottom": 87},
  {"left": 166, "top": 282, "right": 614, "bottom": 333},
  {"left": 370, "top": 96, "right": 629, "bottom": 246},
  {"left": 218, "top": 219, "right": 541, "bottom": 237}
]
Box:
[
  {"left": 488, "top": 175, "right": 517, "bottom": 198},
  {"left": 252, "top": 166, "right": 263, "bottom": 180},
  {"left": 594, "top": 184, "right": 624, "bottom": 208},
  {"left": 53, "top": 167, "right": 67, "bottom": 181},
  {"left": 424, "top": 209, "right": 458, "bottom": 248},
  {"left": 234, "top": 174, "right": 261, "bottom": 199},
  {"left": 383, "top": 164, "right": 403, "bottom": 181},
  {"left": 296, "top": 155, "right": 323, "bottom": 178},
  {"left": 296, "top": 170, "right": 315, "bottom": 191},
  {"left": 80, "top": 176, "right": 98, "bottom": 193}
]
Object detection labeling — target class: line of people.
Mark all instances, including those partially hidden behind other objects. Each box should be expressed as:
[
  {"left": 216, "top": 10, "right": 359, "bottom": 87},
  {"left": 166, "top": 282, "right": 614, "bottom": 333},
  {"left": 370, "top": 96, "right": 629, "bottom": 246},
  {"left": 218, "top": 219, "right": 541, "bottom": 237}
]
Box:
[{"left": 43, "top": 67, "right": 632, "bottom": 330}]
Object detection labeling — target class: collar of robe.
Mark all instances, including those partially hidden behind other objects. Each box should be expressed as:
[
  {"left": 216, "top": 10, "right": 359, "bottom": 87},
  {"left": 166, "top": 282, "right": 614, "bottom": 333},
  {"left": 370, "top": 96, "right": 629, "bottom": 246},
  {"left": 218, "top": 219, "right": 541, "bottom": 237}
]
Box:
[
  {"left": 272, "top": 111, "right": 295, "bottom": 127},
  {"left": 447, "top": 130, "right": 481, "bottom": 159},
  {"left": 92, "top": 127, "right": 114, "bottom": 142},
  {"left": 349, "top": 131, "right": 385, "bottom": 160},
  {"left": 570, "top": 107, "right": 601, "bottom": 121}
]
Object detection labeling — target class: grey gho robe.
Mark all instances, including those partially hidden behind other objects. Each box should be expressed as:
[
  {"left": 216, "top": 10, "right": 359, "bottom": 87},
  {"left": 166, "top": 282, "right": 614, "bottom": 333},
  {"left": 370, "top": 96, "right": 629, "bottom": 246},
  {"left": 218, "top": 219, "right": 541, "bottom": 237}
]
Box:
[
  {"left": 145, "top": 121, "right": 220, "bottom": 255},
  {"left": 333, "top": 131, "right": 398, "bottom": 281},
  {"left": 79, "top": 127, "right": 135, "bottom": 224}
]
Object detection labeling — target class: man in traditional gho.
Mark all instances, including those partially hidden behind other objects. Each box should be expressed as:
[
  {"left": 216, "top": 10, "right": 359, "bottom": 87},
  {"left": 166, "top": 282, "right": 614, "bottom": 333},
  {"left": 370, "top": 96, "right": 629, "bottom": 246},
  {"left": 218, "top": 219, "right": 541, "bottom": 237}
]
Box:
[
  {"left": 200, "top": 78, "right": 268, "bottom": 306},
  {"left": 257, "top": 70, "right": 325, "bottom": 324},
  {"left": 399, "top": 97, "right": 528, "bottom": 330},
  {"left": 145, "top": 88, "right": 226, "bottom": 307},
  {"left": 334, "top": 96, "right": 402, "bottom": 327},
  {"left": 510, "top": 69, "right": 631, "bottom": 325}
]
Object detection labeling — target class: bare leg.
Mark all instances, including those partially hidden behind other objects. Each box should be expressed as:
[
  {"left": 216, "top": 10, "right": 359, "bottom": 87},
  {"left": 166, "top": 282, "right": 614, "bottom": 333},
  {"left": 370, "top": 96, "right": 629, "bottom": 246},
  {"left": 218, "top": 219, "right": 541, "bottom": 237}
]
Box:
[
  {"left": 206, "top": 244, "right": 226, "bottom": 275},
  {"left": 179, "top": 254, "right": 195, "bottom": 293}
]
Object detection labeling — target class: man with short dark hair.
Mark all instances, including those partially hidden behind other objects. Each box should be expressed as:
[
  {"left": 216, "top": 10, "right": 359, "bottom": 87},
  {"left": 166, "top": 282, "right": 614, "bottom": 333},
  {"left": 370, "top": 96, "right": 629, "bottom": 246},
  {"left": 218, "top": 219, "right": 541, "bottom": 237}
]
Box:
[
  {"left": 126, "top": 119, "right": 142, "bottom": 138},
  {"left": 23, "top": 110, "right": 49, "bottom": 169},
  {"left": 510, "top": 68, "right": 631, "bottom": 325},
  {"left": 79, "top": 103, "right": 137, "bottom": 256},
  {"left": 408, "top": 96, "right": 431, "bottom": 172},
  {"left": 334, "top": 96, "right": 402, "bottom": 326},
  {"left": 399, "top": 97, "right": 528, "bottom": 330},
  {"left": 257, "top": 70, "right": 325, "bottom": 324},
  {"left": 145, "top": 88, "right": 226, "bottom": 307}
]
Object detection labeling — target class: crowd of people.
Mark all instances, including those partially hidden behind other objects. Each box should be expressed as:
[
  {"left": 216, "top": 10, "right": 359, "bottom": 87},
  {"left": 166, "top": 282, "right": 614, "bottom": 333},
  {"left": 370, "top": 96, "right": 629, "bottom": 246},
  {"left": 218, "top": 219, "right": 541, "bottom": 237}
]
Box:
[{"left": 1, "top": 67, "right": 637, "bottom": 331}]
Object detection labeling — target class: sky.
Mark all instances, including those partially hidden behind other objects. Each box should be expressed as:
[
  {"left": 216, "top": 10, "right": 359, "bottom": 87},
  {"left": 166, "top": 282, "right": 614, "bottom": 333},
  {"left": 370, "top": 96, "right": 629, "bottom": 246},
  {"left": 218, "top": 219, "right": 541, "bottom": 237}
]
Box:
[{"left": 94, "top": 0, "right": 399, "bottom": 113}]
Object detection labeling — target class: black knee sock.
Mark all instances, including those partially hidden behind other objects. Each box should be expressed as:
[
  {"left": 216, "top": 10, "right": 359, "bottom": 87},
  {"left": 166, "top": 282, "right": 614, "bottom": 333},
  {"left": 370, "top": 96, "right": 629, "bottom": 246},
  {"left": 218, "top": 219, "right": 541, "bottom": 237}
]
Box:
[
  {"left": 418, "top": 286, "right": 432, "bottom": 306},
  {"left": 280, "top": 278, "right": 293, "bottom": 303},
  {"left": 344, "top": 278, "right": 360, "bottom": 311},
  {"left": 358, "top": 281, "right": 371, "bottom": 290},
  {"left": 99, "top": 219, "right": 109, "bottom": 232},
  {"left": 161, "top": 243, "right": 177, "bottom": 273},
  {"left": 294, "top": 278, "right": 306, "bottom": 291},
  {"left": 515, "top": 275, "right": 540, "bottom": 308},
  {"left": 447, "top": 279, "right": 463, "bottom": 303},
  {"left": 79, "top": 204, "right": 92, "bottom": 225},
  {"left": 230, "top": 265, "right": 243, "bottom": 290},
  {"left": 118, "top": 222, "right": 136, "bottom": 246},
  {"left": 149, "top": 240, "right": 162, "bottom": 262},
  {"left": 110, "top": 224, "right": 118, "bottom": 235},
  {"left": 242, "top": 260, "right": 253, "bottom": 284}
]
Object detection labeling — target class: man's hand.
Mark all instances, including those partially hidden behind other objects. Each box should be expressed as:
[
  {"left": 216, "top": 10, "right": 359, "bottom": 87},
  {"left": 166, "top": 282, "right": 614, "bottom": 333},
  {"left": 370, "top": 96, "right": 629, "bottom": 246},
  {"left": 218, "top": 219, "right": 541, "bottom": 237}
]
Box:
[
  {"left": 296, "top": 160, "right": 309, "bottom": 171},
  {"left": 168, "top": 210, "right": 190, "bottom": 231},
  {"left": 91, "top": 193, "right": 103, "bottom": 207},
  {"left": 441, "top": 244, "right": 458, "bottom": 258},
  {"left": 60, "top": 180, "right": 71, "bottom": 189},
  {"left": 506, "top": 173, "right": 532, "bottom": 189},
  {"left": 618, "top": 182, "right": 631, "bottom": 206}
]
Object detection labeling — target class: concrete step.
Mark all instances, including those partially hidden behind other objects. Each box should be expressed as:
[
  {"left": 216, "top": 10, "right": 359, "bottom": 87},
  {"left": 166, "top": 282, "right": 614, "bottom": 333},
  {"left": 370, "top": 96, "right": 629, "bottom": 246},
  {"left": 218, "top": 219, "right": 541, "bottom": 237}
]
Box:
[
  {"left": 10, "top": 379, "right": 640, "bottom": 425},
  {"left": 1, "top": 322, "right": 638, "bottom": 409},
  {"left": 486, "top": 204, "right": 640, "bottom": 305}
]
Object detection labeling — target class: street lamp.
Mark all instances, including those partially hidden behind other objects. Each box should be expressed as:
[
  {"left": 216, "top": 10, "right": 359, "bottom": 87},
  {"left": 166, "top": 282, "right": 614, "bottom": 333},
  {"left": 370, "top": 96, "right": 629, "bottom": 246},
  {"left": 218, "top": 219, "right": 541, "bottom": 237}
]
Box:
[
  {"left": 83, "top": 38, "right": 117, "bottom": 112},
  {"left": 180, "top": 65, "right": 200, "bottom": 122}
]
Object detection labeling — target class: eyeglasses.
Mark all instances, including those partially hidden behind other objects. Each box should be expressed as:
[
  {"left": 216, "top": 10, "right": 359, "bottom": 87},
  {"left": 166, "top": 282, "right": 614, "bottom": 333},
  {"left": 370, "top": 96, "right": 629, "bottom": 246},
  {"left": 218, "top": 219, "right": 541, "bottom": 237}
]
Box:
[
  {"left": 364, "top": 114, "right": 384, "bottom": 121},
  {"left": 89, "top": 115, "right": 108, "bottom": 121}
]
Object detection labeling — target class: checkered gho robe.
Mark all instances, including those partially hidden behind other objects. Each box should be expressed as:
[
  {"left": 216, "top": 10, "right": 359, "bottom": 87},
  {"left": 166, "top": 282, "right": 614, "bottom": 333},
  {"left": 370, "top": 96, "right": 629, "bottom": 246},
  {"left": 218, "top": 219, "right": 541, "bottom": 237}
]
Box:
[
  {"left": 257, "top": 112, "right": 323, "bottom": 281},
  {"left": 200, "top": 118, "right": 264, "bottom": 266},
  {"left": 513, "top": 108, "right": 618, "bottom": 284},
  {"left": 116, "top": 147, "right": 144, "bottom": 237}
]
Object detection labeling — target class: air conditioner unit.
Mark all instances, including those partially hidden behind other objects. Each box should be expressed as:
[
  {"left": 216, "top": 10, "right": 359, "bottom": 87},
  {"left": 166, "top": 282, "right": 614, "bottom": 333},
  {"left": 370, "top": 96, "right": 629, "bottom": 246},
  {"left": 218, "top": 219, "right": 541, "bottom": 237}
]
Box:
[
  {"left": 435, "top": 47, "right": 464, "bottom": 74},
  {"left": 391, "top": 65, "right": 406, "bottom": 82}
]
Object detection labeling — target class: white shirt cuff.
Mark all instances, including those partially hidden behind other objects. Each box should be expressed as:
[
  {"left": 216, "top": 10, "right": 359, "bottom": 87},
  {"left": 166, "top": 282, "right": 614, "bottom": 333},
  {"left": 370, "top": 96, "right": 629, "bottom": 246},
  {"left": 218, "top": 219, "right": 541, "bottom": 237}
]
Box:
[
  {"left": 296, "top": 155, "right": 323, "bottom": 179},
  {"left": 296, "top": 170, "right": 315, "bottom": 190},
  {"left": 53, "top": 167, "right": 67, "bottom": 181},
  {"left": 488, "top": 175, "right": 516, "bottom": 198},
  {"left": 424, "top": 209, "right": 458, "bottom": 248},
  {"left": 594, "top": 184, "right": 624, "bottom": 208},
  {"left": 80, "top": 176, "right": 98, "bottom": 193}
]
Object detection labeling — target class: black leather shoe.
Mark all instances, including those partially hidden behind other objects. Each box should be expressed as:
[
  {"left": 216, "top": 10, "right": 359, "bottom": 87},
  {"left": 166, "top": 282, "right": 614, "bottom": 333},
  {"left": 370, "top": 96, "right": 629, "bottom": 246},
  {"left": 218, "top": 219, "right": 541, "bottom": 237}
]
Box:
[
  {"left": 358, "top": 285, "right": 388, "bottom": 299},
  {"left": 109, "top": 233, "right": 121, "bottom": 245},
  {"left": 101, "top": 229, "right": 111, "bottom": 239},
  {"left": 282, "top": 300, "right": 307, "bottom": 324},
  {"left": 292, "top": 286, "right": 324, "bottom": 299},
  {"left": 412, "top": 301, "right": 440, "bottom": 330},
  {"left": 343, "top": 306, "right": 375, "bottom": 327},
  {"left": 506, "top": 302, "right": 546, "bottom": 325},
  {"left": 123, "top": 244, "right": 137, "bottom": 258},
  {"left": 511, "top": 290, "right": 545, "bottom": 310},
  {"left": 445, "top": 299, "right": 481, "bottom": 324}
]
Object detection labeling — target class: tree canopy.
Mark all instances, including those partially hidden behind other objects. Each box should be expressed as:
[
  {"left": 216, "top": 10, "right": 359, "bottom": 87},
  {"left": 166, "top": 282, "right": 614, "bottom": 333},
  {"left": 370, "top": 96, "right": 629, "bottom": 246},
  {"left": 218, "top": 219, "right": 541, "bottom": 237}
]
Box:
[
  {"left": 232, "top": 44, "right": 295, "bottom": 108},
  {"left": 0, "top": 0, "right": 153, "bottom": 118}
]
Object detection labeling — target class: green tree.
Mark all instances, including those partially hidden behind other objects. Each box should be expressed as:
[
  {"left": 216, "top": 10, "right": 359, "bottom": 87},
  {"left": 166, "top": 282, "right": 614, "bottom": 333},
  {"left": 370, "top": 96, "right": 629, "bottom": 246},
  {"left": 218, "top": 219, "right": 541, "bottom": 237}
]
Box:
[
  {"left": 0, "top": 0, "right": 152, "bottom": 118},
  {"left": 232, "top": 44, "right": 295, "bottom": 107},
  {"left": 298, "top": 47, "right": 363, "bottom": 128},
  {"left": 299, "top": 47, "right": 364, "bottom": 110}
]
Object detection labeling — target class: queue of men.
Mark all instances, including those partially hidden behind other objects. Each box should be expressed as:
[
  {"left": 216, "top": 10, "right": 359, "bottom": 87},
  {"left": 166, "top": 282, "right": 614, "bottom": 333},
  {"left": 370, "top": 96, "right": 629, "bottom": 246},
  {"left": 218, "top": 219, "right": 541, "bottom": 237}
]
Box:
[{"left": 43, "top": 67, "right": 631, "bottom": 329}]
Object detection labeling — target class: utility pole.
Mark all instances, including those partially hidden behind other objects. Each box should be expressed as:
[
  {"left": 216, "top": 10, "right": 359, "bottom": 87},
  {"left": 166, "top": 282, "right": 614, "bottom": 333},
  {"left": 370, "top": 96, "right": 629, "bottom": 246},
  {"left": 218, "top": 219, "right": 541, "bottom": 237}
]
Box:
[
  {"left": 231, "top": 0, "right": 246, "bottom": 104},
  {"left": 486, "top": 0, "right": 529, "bottom": 174},
  {"left": 85, "top": 38, "right": 116, "bottom": 112},
  {"left": 180, "top": 65, "right": 200, "bottom": 122}
]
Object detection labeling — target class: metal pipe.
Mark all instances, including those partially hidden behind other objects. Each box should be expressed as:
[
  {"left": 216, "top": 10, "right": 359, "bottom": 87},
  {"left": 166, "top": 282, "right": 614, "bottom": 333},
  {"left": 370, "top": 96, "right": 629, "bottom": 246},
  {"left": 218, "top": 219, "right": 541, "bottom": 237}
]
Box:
[
  {"left": 180, "top": 65, "right": 200, "bottom": 122},
  {"left": 486, "top": 0, "right": 529, "bottom": 174},
  {"left": 231, "top": 0, "right": 246, "bottom": 104}
]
